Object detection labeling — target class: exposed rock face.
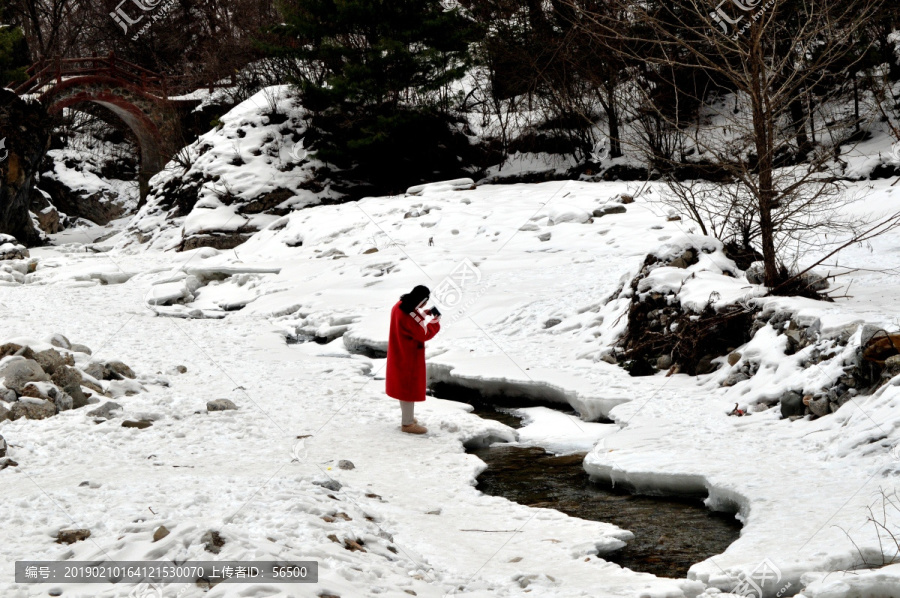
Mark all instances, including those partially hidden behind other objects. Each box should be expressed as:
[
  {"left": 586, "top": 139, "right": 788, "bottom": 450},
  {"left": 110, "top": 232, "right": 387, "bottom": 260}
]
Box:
[
  {"left": 119, "top": 88, "right": 347, "bottom": 252},
  {"left": 33, "top": 348, "right": 69, "bottom": 374},
  {"left": 53, "top": 365, "right": 89, "bottom": 408},
  {"left": 49, "top": 334, "right": 72, "bottom": 350},
  {"left": 30, "top": 190, "right": 61, "bottom": 234},
  {"left": 83, "top": 362, "right": 109, "bottom": 381},
  {"left": 37, "top": 177, "right": 128, "bottom": 226},
  {"left": 619, "top": 249, "right": 750, "bottom": 376},
  {"left": 780, "top": 391, "right": 805, "bottom": 418},
  {"left": 0, "top": 89, "right": 51, "bottom": 246},
  {"left": 51, "top": 365, "right": 84, "bottom": 391},
  {"left": 0, "top": 337, "right": 140, "bottom": 418},
  {"left": 620, "top": 249, "right": 889, "bottom": 420},
  {"left": 0, "top": 343, "right": 31, "bottom": 360},
  {"left": 807, "top": 396, "right": 830, "bottom": 417},
  {"left": 153, "top": 526, "right": 170, "bottom": 542},
  {"left": 592, "top": 205, "right": 627, "bottom": 217}
]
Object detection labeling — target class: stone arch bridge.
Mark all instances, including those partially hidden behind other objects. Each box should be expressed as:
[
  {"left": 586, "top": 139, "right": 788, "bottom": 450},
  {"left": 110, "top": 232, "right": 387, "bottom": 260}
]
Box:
[{"left": 14, "top": 54, "right": 233, "bottom": 202}]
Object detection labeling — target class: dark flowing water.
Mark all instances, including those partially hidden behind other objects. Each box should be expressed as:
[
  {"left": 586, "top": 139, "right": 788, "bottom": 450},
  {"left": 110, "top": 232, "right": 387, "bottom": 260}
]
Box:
[
  {"left": 431, "top": 382, "right": 742, "bottom": 578},
  {"left": 471, "top": 444, "right": 741, "bottom": 578}
]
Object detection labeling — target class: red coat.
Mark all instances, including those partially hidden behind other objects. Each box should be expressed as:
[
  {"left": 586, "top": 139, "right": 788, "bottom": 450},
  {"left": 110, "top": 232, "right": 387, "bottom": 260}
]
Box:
[{"left": 385, "top": 300, "right": 441, "bottom": 402}]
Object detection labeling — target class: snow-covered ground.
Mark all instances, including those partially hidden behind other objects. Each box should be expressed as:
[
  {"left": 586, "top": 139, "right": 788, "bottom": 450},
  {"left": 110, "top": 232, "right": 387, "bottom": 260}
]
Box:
[{"left": 2, "top": 170, "right": 900, "bottom": 598}]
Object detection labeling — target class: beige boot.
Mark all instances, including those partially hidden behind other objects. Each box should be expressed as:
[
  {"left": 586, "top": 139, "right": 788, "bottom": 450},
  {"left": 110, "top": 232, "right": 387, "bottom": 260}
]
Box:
[{"left": 401, "top": 423, "right": 427, "bottom": 434}]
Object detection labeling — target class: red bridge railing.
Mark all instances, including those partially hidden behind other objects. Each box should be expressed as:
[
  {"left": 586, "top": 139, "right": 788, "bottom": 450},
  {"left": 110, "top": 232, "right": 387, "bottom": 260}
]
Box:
[{"left": 12, "top": 53, "right": 236, "bottom": 99}]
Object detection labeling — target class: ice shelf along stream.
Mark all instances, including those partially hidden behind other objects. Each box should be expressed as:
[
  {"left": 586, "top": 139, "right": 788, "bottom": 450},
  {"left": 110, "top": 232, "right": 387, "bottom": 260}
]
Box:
[{"left": 430, "top": 382, "right": 742, "bottom": 579}]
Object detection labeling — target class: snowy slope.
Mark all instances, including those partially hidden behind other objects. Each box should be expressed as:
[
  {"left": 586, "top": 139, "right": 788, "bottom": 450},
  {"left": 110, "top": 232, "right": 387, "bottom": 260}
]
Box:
[{"left": 121, "top": 86, "right": 340, "bottom": 253}]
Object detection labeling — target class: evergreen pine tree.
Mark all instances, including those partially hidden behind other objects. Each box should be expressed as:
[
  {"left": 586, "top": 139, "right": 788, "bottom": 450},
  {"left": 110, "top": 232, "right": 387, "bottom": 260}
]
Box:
[
  {"left": 272, "top": 0, "right": 481, "bottom": 194},
  {"left": 0, "top": 12, "right": 28, "bottom": 87}
]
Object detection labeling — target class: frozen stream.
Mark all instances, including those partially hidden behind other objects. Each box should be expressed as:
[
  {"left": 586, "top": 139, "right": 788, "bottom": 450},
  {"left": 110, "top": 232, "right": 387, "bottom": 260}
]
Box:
[{"left": 431, "top": 382, "right": 743, "bottom": 578}]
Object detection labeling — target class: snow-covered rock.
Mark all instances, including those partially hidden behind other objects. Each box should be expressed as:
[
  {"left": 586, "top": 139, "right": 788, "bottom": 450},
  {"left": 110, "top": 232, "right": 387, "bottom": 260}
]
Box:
[
  {"left": 546, "top": 204, "right": 592, "bottom": 225},
  {"left": 0, "top": 234, "right": 28, "bottom": 260}
]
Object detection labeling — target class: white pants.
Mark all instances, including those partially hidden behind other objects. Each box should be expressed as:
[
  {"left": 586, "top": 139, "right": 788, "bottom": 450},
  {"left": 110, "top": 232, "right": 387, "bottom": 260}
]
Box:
[{"left": 400, "top": 401, "right": 415, "bottom": 426}]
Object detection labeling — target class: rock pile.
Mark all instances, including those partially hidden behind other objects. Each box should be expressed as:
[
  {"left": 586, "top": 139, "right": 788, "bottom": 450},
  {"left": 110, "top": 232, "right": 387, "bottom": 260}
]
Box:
[
  {"left": 619, "top": 251, "right": 900, "bottom": 420},
  {"left": 617, "top": 247, "right": 752, "bottom": 376},
  {"left": 0, "top": 334, "right": 140, "bottom": 424},
  {"left": 758, "top": 320, "right": 898, "bottom": 419}
]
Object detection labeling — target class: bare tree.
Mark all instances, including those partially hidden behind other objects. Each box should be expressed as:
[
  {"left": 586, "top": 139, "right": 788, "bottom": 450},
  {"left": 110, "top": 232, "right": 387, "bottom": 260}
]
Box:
[
  {"left": 5, "top": 0, "right": 92, "bottom": 61},
  {"left": 569, "top": 0, "right": 888, "bottom": 287}
]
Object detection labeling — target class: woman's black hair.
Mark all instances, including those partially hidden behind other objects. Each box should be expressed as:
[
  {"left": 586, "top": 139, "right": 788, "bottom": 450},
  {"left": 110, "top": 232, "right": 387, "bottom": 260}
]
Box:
[{"left": 399, "top": 285, "right": 430, "bottom": 313}]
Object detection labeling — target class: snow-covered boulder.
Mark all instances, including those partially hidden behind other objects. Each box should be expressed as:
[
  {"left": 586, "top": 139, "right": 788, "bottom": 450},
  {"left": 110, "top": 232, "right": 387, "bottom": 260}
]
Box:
[
  {"left": 0, "top": 234, "right": 28, "bottom": 260},
  {"left": 547, "top": 204, "right": 591, "bottom": 225},
  {"left": 145, "top": 273, "right": 202, "bottom": 306}
]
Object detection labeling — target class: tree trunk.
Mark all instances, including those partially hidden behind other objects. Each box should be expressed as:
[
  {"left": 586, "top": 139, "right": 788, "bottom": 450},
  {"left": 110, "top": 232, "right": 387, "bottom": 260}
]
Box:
[
  {"left": 807, "top": 90, "right": 816, "bottom": 144},
  {"left": 604, "top": 93, "right": 622, "bottom": 158},
  {"left": 789, "top": 96, "right": 810, "bottom": 157},
  {"left": 748, "top": 29, "right": 779, "bottom": 287},
  {"left": 0, "top": 89, "right": 50, "bottom": 246}
]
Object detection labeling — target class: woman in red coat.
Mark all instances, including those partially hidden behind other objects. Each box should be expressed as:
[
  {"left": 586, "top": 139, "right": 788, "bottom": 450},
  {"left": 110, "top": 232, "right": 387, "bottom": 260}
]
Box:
[{"left": 386, "top": 285, "right": 441, "bottom": 434}]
